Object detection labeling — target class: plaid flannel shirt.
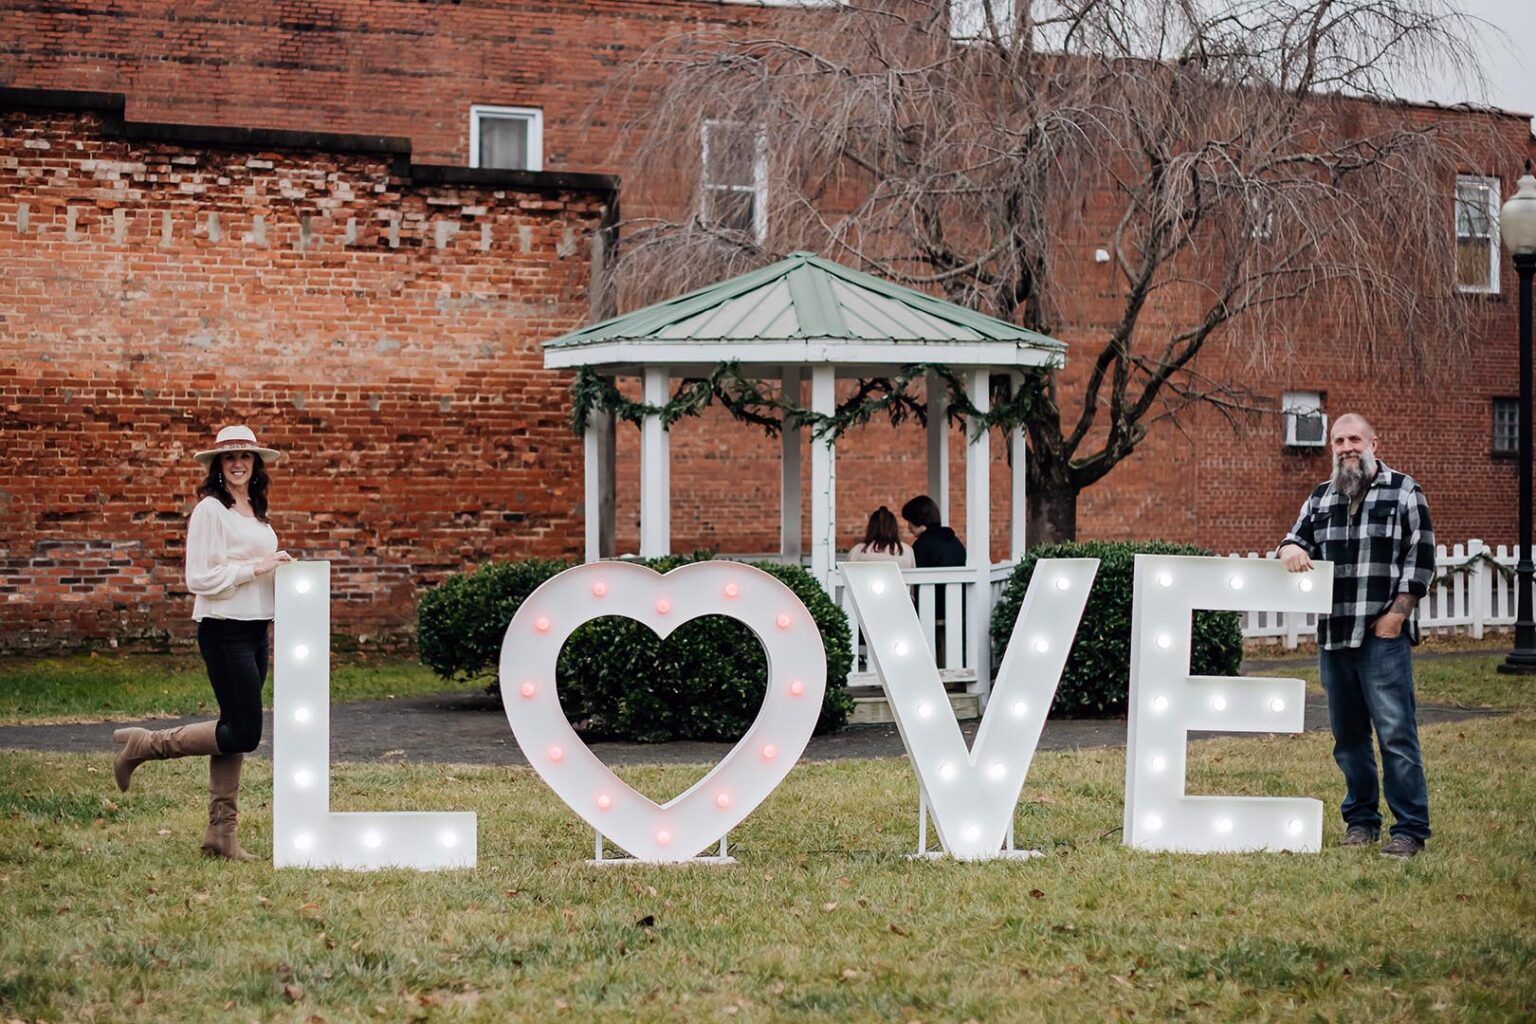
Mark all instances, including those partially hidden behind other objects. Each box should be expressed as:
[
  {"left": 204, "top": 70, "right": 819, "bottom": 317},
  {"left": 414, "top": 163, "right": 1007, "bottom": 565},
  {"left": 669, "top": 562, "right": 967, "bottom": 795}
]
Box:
[{"left": 1280, "top": 461, "right": 1435, "bottom": 650}]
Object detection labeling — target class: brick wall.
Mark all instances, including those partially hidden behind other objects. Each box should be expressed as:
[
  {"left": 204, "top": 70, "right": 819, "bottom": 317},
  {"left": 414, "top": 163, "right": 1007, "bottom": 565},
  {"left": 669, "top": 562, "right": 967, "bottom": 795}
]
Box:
[{"left": 1, "top": 92, "right": 614, "bottom": 648}]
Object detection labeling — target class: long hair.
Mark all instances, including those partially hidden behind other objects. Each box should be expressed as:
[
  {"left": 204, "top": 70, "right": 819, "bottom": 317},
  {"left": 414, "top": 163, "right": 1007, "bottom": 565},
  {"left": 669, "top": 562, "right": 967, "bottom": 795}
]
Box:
[
  {"left": 860, "top": 506, "right": 904, "bottom": 554},
  {"left": 197, "top": 454, "right": 271, "bottom": 523}
]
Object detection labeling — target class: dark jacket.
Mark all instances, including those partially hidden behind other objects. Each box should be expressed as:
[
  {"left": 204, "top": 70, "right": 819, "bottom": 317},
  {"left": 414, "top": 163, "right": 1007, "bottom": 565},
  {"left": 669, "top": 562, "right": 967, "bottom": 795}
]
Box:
[{"left": 913, "top": 526, "right": 967, "bottom": 568}]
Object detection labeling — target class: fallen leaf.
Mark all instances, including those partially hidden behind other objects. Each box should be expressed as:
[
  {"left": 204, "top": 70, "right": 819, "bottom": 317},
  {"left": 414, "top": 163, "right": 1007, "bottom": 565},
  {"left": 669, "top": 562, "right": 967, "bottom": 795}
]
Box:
[
  {"left": 1028, "top": 889, "right": 1045, "bottom": 900},
  {"left": 889, "top": 923, "right": 910, "bottom": 937},
  {"left": 283, "top": 983, "right": 304, "bottom": 1002},
  {"left": 840, "top": 968, "right": 859, "bottom": 980},
  {"left": 822, "top": 902, "right": 838, "bottom": 912},
  {"left": 635, "top": 914, "right": 656, "bottom": 928}
]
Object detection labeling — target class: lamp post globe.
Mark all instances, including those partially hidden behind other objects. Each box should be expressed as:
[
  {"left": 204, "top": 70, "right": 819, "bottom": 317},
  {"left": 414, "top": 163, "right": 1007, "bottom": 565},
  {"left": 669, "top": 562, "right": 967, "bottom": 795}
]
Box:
[{"left": 1498, "top": 169, "right": 1536, "bottom": 675}]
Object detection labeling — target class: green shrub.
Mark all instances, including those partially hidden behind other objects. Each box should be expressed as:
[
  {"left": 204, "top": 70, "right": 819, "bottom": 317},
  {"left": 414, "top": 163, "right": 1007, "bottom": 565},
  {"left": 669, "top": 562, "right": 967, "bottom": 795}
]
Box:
[
  {"left": 418, "top": 553, "right": 854, "bottom": 741},
  {"left": 990, "top": 541, "right": 1244, "bottom": 718}
]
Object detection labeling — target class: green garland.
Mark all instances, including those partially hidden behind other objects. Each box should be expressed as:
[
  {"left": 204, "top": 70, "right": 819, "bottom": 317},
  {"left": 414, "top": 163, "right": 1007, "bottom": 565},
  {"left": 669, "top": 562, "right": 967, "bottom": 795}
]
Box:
[{"left": 569, "top": 360, "right": 1046, "bottom": 442}]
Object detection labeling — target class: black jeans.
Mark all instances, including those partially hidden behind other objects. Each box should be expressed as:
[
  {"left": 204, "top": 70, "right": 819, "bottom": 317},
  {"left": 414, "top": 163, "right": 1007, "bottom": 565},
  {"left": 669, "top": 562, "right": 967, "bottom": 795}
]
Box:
[{"left": 197, "top": 618, "right": 270, "bottom": 754}]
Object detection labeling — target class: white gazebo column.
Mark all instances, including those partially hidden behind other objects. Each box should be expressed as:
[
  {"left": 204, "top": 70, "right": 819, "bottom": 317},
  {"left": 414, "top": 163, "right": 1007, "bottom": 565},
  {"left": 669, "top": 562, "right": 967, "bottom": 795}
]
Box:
[
  {"left": 925, "top": 368, "right": 950, "bottom": 521},
  {"left": 639, "top": 366, "right": 671, "bottom": 557},
  {"left": 964, "top": 368, "right": 993, "bottom": 704},
  {"left": 780, "top": 366, "right": 804, "bottom": 563},
  {"left": 810, "top": 366, "right": 837, "bottom": 591},
  {"left": 1010, "top": 371, "right": 1028, "bottom": 561},
  {"left": 582, "top": 406, "right": 616, "bottom": 563}
]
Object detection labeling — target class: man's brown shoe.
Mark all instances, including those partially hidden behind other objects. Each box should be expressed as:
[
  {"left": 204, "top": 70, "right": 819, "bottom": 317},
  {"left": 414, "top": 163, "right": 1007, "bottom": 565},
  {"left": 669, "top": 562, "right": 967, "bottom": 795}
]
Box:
[
  {"left": 1380, "top": 835, "right": 1425, "bottom": 858},
  {"left": 1339, "top": 825, "right": 1379, "bottom": 847}
]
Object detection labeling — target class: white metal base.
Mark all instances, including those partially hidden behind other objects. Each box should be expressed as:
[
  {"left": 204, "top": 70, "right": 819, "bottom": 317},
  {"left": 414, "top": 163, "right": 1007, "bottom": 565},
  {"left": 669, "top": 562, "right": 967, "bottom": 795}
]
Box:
[
  {"left": 589, "top": 829, "right": 734, "bottom": 866},
  {"left": 914, "top": 791, "right": 1042, "bottom": 861},
  {"left": 906, "top": 848, "right": 1043, "bottom": 861}
]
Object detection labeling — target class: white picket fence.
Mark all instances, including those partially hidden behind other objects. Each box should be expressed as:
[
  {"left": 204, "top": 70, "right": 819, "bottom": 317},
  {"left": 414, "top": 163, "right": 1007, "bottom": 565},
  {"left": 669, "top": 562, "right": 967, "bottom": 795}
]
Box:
[
  {"left": 1230, "top": 539, "right": 1518, "bottom": 649},
  {"left": 828, "top": 541, "right": 1519, "bottom": 674}
]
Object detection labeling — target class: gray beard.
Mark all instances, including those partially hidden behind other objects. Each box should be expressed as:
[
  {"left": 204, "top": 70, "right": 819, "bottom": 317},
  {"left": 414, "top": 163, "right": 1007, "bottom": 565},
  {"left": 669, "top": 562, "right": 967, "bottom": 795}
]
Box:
[{"left": 1333, "top": 450, "right": 1378, "bottom": 501}]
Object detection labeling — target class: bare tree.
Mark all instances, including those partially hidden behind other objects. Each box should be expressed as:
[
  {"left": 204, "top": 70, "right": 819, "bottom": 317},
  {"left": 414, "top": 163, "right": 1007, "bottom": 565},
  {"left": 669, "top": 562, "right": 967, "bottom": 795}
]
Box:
[{"left": 607, "top": 0, "right": 1512, "bottom": 542}]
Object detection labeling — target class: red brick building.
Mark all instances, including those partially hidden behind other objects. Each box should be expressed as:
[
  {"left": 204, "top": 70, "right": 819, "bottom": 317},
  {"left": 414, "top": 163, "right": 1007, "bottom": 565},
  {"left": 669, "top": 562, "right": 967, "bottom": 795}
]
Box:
[{"left": 3, "top": 1, "right": 1533, "bottom": 648}]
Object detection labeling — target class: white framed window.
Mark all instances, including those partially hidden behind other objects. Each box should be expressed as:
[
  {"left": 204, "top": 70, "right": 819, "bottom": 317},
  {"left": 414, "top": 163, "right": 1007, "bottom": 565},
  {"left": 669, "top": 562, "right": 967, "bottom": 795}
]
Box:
[
  {"left": 700, "top": 119, "right": 768, "bottom": 243},
  {"left": 1454, "top": 174, "right": 1500, "bottom": 294},
  {"left": 1282, "top": 391, "right": 1326, "bottom": 448},
  {"left": 1493, "top": 397, "right": 1520, "bottom": 455},
  {"left": 469, "top": 105, "right": 544, "bottom": 172},
  {"left": 950, "top": 0, "right": 1015, "bottom": 42}
]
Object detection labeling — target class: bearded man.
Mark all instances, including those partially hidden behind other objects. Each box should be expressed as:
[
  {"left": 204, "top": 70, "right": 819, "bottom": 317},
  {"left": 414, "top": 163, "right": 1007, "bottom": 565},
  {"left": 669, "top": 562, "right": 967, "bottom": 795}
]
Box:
[{"left": 1277, "top": 413, "right": 1436, "bottom": 858}]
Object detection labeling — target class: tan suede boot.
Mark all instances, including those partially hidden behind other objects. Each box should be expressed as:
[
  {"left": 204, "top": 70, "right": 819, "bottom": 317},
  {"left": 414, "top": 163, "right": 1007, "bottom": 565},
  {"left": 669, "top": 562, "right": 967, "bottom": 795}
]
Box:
[
  {"left": 202, "top": 753, "right": 255, "bottom": 861},
  {"left": 111, "top": 720, "right": 222, "bottom": 792}
]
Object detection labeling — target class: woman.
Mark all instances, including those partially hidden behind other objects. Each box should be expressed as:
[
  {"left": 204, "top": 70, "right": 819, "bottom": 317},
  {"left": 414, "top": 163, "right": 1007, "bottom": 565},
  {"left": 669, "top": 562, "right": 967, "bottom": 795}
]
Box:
[
  {"left": 112, "top": 425, "right": 292, "bottom": 860},
  {"left": 847, "top": 506, "right": 915, "bottom": 568}
]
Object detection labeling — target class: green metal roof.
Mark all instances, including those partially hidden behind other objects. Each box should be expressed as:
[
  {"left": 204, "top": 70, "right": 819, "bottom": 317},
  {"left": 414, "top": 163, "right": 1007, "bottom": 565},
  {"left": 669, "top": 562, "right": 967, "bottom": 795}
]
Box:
[{"left": 544, "top": 252, "right": 1068, "bottom": 360}]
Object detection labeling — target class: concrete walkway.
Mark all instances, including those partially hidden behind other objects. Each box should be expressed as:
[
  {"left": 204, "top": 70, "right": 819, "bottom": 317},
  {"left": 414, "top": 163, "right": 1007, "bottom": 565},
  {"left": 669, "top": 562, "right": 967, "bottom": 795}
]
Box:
[{"left": 0, "top": 672, "right": 1505, "bottom": 767}]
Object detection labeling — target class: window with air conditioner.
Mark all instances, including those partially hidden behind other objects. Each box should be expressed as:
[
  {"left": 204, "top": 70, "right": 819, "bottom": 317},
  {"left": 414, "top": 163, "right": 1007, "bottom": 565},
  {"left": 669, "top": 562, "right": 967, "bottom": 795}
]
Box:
[{"left": 1283, "top": 391, "right": 1326, "bottom": 448}]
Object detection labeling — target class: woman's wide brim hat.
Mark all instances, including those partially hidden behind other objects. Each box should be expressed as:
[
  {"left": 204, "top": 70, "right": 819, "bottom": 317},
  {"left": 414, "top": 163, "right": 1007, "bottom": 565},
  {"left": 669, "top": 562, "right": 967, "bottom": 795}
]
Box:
[{"left": 194, "top": 425, "right": 282, "bottom": 466}]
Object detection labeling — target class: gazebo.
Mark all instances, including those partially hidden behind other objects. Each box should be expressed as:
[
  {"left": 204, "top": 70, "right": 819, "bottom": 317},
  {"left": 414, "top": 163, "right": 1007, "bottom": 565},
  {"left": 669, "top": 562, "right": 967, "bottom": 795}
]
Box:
[{"left": 543, "top": 252, "right": 1067, "bottom": 704}]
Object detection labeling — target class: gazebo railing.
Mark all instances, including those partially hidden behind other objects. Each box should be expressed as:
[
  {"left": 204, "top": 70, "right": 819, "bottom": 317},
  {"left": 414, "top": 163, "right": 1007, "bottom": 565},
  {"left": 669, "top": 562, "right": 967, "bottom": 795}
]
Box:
[{"left": 832, "top": 565, "right": 995, "bottom": 681}]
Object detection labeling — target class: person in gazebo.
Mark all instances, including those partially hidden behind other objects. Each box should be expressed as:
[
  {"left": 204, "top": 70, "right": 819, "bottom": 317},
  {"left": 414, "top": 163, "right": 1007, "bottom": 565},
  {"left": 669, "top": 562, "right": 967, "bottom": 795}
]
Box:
[
  {"left": 847, "top": 506, "right": 915, "bottom": 568},
  {"left": 900, "top": 495, "right": 966, "bottom": 568}
]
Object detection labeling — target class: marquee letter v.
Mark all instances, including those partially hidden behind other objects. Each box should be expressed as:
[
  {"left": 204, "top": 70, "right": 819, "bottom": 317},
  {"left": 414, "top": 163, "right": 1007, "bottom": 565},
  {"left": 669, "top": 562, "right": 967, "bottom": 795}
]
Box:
[{"left": 840, "top": 559, "right": 1098, "bottom": 859}]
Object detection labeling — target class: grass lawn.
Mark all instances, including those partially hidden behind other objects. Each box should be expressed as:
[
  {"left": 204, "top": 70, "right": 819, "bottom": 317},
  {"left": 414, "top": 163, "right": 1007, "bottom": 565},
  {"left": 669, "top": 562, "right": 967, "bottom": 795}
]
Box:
[
  {"left": 2, "top": 657, "right": 1533, "bottom": 1021},
  {"left": 0, "top": 652, "right": 465, "bottom": 725}
]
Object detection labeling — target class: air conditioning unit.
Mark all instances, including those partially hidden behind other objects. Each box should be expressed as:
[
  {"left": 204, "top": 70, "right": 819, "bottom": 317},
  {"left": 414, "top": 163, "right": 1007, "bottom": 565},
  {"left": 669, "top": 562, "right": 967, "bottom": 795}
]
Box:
[{"left": 1283, "top": 392, "right": 1326, "bottom": 448}]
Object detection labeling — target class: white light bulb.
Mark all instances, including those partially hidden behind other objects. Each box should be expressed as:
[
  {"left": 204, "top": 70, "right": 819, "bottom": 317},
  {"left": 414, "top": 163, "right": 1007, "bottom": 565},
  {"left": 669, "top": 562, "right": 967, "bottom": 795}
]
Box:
[
  {"left": 293, "top": 706, "right": 311, "bottom": 723},
  {"left": 1054, "top": 576, "right": 1070, "bottom": 591},
  {"left": 1228, "top": 575, "right": 1245, "bottom": 591},
  {"left": 1286, "top": 818, "right": 1304, "bottom": 836},
  {"left": 1149, "top": 754, "right": 1168, "bottom": 773},
  {"left": 293, "top": 644, "right": 309, "bottom": 661},
  {"left": 362, "top": 830, "right": 383, "bottom": 849},
  {"left": 1215, "top": 817, "right": 1234, "bottom": 833},
  {"left": 1010, "top": 700, "right": 1028, "bottom": 718},
  {"left": 1210, "top": 695, "right": 1228, "bottom": 712},
  {"left": 1151, "top": 695, "right": 1169, "bottom": 712},
  {"left": 871, "top": 580, "right": 887, "bottom": 595},
  {"left": 1032, "top": 638, "right": 1050, "bottom": 654},
  {"left": 893, "top": 641, "right": 910, "bottom": 657},
  {"left": 294, "top": 578, "right": 311, "bottom": 594},
  {"left": 916, "top": 701, "right": 935, "bottom": 719},
  {"left": 939, "top": 762, "right": 957, "bottom": 781},
  {"left": 1157, "top": 572, "right": 1173, "bottom": 588},
  {"left": 1143, "top": 813, "right": 1163, "bottom": 832},
  {"left": 1269, "top": 698, "right": 1286, "bottom": 713},
  {"left": 293, "top": 769, "right": 314, "bottom": 788},
  {"left": 293, "top": 833, "right": 315, "bottom": 851},
  {"left": 987, "top": 761, "right": 1006, "bottom": 780},
  {"left": 1298, "top": 577, "right": 1314, "bottom": 592},
  {"left": 963, "top": 823, "right": 981, "bottom": 842},
  {"left": 1156, "top": 634, "right": 1172, "bottom": 649},
  {"left": 438, "top": 830, "right": 459, "bottom": 848}
]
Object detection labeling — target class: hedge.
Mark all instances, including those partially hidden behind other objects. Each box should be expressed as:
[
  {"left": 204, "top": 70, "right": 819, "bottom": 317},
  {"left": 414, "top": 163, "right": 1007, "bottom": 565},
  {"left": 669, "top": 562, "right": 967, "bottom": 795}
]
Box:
[
  {"left": 990, "top": 541, "right": 1245, "bottom": 718},
  {"left": 418, "top": 554, "right": 854, "bottom": 742}
]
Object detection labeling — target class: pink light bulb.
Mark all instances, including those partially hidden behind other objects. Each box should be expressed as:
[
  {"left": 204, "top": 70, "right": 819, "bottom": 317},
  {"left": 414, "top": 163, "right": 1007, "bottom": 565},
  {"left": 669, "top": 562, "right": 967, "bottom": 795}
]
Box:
[
  {"left": 761, "top": 744, "right": 778, "bottom": 760},
  {"left": 519, "top": 681, "right": 537, "bottom": 699},
  {"left": 724, "top": 582, "right": 740, "bottom": 598},
  {"left": 596, "top": 793, "right": 613, "bottom": 811},
  {"left": 592, "top": 581, "right": 608, "bottom": 597},
  {"left": 775, "top": 613, "right": 792, "bottom": 629},
  {"left": 656, "top": 599, "right": 671, "bottom": 615},
  {"left": 715, "top": 792, "right": 732, "bottom": 809},
  {"left": 656, "top": 829, "right": 672, "bottom": 845},
  {"left": 788, "top": 679, "right": 805, "bottom": 697},
  {"left": 547, "top": 745, "right": 564, "bottom": 763},
  {"left": 534, "top": 616, "right": 551, "bottom": 633}
]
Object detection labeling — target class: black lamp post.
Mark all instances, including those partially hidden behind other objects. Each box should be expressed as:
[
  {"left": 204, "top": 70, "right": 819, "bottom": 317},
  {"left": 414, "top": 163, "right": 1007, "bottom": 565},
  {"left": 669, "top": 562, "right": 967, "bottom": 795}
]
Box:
[{"left": 1499, "top": 167, "right": 1536, "bottom": 675}]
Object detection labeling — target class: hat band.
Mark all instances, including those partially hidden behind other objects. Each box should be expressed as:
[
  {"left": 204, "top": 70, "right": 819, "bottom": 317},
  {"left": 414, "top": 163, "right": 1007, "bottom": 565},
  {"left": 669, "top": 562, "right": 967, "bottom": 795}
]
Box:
[{"left": 215, "top": 439, "right": 262, "bottom": 450}]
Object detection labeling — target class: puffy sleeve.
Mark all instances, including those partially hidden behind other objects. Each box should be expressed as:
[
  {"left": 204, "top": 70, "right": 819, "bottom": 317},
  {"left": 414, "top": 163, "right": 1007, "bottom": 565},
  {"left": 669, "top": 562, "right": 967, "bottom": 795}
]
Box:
[{"left": 185, "top": 499, "right": 256, "bottom": 598}]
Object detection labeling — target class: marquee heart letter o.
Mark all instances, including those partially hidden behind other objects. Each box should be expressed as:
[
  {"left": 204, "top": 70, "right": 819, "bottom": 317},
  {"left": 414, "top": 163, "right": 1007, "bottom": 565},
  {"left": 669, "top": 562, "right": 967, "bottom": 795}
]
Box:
[{"left": 499, "top": 560, "right": 827, "bottom": 862}]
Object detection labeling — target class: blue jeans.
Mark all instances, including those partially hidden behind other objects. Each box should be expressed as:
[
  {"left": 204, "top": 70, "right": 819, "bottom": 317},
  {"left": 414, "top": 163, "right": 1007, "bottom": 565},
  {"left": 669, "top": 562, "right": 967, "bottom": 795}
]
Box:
[{"left": 1318, "top": 632, "right": 1430, "bottom": 840}]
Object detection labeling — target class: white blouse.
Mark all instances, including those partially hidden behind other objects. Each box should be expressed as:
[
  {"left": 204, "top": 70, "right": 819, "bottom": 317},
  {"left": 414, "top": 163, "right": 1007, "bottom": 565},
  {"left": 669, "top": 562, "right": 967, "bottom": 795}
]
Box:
[
  {"left": 847, "top": 542, "right": 915, "bottom": 569},
  {"left": 185, "top": 496, "right": 279, "bottom": 621}
]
